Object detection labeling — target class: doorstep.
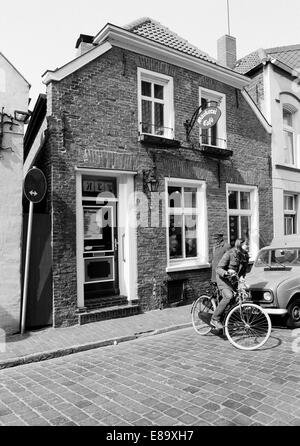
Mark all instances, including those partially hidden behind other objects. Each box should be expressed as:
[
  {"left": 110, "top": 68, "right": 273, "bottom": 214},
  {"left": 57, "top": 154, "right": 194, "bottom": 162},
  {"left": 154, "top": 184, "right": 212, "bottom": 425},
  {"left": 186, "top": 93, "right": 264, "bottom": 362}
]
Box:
[{"left": 78, "top": 303, "right": 141, "bottom": 325}]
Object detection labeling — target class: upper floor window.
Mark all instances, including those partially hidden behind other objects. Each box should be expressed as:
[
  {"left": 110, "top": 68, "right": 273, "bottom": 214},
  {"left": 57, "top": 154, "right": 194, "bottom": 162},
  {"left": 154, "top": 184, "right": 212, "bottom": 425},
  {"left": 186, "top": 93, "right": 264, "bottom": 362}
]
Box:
[
  {"left": 138, "top": 68, "right": 174, "bottom": 139},
  {"left": 283, "top": 108, "right": 296, "bottom": 165},
  {"left": 199, "top": 87, "right": 226, "bottom": 149},
  {"left": 284, "top": 193, "right": 298, "bottom": 235}
]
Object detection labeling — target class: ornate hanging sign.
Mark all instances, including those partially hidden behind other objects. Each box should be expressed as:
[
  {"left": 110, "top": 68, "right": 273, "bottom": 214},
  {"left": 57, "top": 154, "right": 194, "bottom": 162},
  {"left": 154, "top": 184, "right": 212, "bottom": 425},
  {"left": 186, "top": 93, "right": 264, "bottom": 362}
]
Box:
[{"left": 198, "top": 106, "right": 222, "bottom": 129}]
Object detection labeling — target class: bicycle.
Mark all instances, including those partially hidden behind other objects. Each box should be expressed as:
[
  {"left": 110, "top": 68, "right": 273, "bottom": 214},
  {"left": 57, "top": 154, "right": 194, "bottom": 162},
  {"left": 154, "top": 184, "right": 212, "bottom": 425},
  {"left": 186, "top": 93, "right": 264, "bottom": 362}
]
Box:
[{"left": 191, "top": 276, "right": 272, "bottom": 351}]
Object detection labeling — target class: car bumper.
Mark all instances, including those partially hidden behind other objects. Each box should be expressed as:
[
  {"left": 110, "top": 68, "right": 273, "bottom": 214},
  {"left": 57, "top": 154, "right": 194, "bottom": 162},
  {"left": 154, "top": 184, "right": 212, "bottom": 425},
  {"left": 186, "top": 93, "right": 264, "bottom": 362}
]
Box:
[{"left": 264, "top": 308, "right": 288, "bottom": 316}]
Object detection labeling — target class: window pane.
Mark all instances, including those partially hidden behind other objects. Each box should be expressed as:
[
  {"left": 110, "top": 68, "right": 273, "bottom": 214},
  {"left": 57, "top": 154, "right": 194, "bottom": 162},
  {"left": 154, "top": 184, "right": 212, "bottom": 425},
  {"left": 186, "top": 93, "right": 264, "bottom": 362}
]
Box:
[
  {"left": 241, "top": 216, "right": 251, "bottom": 240},
  {"left": 285, "top": 216, "right": 295, "bottom": 235},
  {"left": 201, "top": 98, "right": 208, "bottom": 109},
  {"left": 168, "top": 187, "right": 182, "bottom": 208},
  {"left": 185, "top": 214, "right": 197, "bottom": 258},
  {"left": 169, "top": 215, "right": 183, "bottom": 259},
  {"left": 154, "top": 103, "right": 164, "bottom": 135},
  {"left": 229, "top": 215, "right": 239, "bottom": 247},
  {"left": 201, "top": 128, "right": 209, "bottom": 145},
  {"left": 284, "top": 195, "right": 294, "bottom": 211},
  {"left": 142, "top": 81, "right": 151, "bottom": 97},
  {"left": 240, "top": 192, "right": 251, "bottom": 210},
  {"left": 283, "top": 131, "right": 294, "bottom": 164},
  {"left": 154, "top": 84, "right": 164, "bottom": 100},
  {"left": 184, "top": 188, "right": 197, "bottom": 208},
  {"left": 228, "top": 191, "right": 238, "bottom": 209},
  {"left": 210, "top": 124, "right": 217, "bottom": 146},
  {"left": 142, "top": 100, "right": 152, "bottom": 133},
  {"left": 283, "top": 109, "right": 293, "bottom": 127}
]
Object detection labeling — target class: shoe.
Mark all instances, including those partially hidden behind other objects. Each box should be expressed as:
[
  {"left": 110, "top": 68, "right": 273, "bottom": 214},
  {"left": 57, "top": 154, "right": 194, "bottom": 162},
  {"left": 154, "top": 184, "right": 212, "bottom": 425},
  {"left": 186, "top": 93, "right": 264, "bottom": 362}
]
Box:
[{"left": 210, "top": 318, "right": 223, "bottom": 330}]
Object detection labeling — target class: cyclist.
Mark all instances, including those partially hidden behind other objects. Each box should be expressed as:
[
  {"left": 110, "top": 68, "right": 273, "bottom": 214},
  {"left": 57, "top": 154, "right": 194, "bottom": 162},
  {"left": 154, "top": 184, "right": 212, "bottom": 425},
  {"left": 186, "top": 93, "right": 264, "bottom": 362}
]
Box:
[
  {"left": 211, "top": 233, "right": 231, "bottom": 283},
  {"left": 210, "top": 238, "right": 250, "bottom": 330}
]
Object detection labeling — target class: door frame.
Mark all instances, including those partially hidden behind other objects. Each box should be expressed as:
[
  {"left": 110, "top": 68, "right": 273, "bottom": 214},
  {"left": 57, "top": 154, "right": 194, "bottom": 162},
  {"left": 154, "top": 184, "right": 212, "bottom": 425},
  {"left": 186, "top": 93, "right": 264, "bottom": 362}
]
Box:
[{"left": 75, "top": 167, "right": 137, "bottom": 308}]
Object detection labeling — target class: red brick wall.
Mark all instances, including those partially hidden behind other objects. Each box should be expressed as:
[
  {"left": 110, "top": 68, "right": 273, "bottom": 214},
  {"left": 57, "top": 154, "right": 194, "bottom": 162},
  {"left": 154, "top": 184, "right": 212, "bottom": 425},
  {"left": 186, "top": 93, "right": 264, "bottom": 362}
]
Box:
[
  {"left": 45, "top": 46, "right": 273, "bottom": 327},
  {"left": 245, "top": 68, "right": 265, "bottom": 112}
]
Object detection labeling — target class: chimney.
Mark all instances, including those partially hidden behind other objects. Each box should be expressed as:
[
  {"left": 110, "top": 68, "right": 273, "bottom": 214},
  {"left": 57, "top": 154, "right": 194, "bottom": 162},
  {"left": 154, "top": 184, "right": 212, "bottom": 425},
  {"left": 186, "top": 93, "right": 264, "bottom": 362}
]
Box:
[
  {"left": 217, "top": 35, "right": 237, "bottom": 69},
  {"left": 75, "top": 34, "right": 94, "bottom": 57}
]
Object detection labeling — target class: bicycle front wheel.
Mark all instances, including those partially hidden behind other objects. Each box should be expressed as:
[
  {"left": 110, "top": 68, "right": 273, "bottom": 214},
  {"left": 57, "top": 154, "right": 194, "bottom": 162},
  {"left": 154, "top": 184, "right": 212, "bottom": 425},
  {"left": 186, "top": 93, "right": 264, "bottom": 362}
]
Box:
[
  {"left": 191, "top": 295, "right": 216, "bottom": 335},
  {"left": 225, "top": 303, "right": 272, "bottom": 351}
]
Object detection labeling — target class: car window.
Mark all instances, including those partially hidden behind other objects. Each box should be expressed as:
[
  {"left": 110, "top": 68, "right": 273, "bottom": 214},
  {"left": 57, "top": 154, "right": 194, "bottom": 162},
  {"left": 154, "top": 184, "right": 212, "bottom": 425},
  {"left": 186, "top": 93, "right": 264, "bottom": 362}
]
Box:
[
  {"left": 271, "top": 249, "right": 299, "bottom": 266},
  {"left": 255, "top": 250, "right": 270, "bottom": 267},
  {"left": 255, "top": 248, "right": 300, "bottom": 267}
]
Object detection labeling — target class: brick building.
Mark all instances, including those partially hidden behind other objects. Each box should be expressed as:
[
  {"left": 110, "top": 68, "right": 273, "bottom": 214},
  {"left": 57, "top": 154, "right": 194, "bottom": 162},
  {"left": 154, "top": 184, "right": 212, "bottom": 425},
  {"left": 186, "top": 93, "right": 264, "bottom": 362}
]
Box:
[
  {"left": 24, "top": 18, "right": 273, "bottom": 329},
  {"left": 235, "top": 44, "right": 300, "bottom": 242}
]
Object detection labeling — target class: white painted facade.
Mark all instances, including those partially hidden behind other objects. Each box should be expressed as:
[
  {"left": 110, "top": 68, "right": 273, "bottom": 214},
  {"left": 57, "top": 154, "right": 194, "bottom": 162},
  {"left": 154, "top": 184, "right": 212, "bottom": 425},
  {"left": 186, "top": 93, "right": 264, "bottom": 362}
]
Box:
[
  {"left": 0, "top": 53, "right": 30, "bottom": 334},
  {"left": 261, "top": 62, "right": 300, "bottom": 242}
]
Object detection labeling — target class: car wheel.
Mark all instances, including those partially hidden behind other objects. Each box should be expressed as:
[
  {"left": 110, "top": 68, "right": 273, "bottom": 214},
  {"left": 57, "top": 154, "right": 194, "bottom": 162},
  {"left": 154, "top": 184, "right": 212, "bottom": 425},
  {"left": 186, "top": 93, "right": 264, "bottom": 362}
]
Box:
[{"left": 287, "top": 298, "right": 300, "bottom": 328}]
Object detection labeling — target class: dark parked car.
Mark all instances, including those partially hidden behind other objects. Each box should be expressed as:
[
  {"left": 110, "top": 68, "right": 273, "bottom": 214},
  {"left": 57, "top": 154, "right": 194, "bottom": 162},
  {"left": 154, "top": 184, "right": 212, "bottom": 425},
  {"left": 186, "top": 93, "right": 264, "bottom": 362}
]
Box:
[{"left": 246, "top": 239, "right": 300, "bottom": 328}]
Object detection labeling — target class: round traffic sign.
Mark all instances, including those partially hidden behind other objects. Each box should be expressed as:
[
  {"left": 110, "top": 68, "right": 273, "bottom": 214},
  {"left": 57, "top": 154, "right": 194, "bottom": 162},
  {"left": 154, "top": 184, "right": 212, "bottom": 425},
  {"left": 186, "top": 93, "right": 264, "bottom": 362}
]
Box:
[{"left": 24, "top": 167, "right": 47, "bottom": 203}]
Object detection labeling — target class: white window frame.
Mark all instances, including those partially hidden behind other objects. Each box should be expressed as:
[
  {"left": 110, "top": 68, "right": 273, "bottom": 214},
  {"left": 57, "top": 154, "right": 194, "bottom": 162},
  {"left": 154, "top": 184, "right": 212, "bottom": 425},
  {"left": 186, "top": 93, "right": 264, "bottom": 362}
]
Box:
[
  {"left": 284, "top": 193, "right": 298, "bottom": 235},
  {"left": 226, "top": 184, "right": 259, "bottom": 261},
  {"left": 282, "top": 106, "right": 297, "bottom": 167},
  {"left": 199, "top": 87, "right": 227, "bottom": 149},
  {"left": 165, "top": 177, "right": 209, "bottom": 272},
  {"left": 137, "top": 68, "right": 174, "bottom": 140}
]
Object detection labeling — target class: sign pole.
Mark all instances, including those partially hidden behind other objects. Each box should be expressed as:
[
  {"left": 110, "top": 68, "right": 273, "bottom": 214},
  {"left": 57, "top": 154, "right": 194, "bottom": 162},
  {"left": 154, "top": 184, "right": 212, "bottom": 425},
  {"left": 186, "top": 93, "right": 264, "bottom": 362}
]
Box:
[
  {"left": 21, "top": 200, "right": 34, "bottom": 335},
  {"left": 22, "top": 167, "right": 47, "bottom": 334}
]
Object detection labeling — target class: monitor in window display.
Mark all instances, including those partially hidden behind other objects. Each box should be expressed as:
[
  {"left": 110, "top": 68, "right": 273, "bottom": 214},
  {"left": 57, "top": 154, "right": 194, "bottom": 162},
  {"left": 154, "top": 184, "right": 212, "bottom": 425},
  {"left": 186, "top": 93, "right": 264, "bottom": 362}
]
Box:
[
  {"left": 185, "top": 214, "right": 197, "bottom": 258},
  {"left": 229, "top": 215, "right": 239, "bottom": 246},
  {"left": 169, "top": 215, "right": 183, "bottom": 259}
]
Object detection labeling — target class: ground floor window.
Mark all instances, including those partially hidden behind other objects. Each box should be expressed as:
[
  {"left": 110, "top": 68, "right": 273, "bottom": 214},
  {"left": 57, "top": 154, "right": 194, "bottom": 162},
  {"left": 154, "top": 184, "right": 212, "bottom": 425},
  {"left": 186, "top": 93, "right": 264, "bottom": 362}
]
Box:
[
  {"left": 166, "top": 178, "right": 208, "bottom": 271},
  {"left": 227, "top": 184, "right": 259, "bottom": 259},
  {"left": 284, "top": 193, "right": 298, "bottom": 235}
]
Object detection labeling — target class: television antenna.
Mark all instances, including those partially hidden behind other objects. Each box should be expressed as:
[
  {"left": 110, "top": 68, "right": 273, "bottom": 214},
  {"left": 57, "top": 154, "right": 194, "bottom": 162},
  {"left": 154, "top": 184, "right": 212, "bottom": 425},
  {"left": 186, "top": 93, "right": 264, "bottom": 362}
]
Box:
[{"left": 226, "top": 0, "right": 231, "bottom": 36}]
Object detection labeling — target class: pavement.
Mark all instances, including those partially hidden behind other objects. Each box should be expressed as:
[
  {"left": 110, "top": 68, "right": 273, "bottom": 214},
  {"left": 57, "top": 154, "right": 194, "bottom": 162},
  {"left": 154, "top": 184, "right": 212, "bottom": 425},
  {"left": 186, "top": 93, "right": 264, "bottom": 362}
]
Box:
[{"left": 0, "top": 304, "right": 193, "bottom": 370}]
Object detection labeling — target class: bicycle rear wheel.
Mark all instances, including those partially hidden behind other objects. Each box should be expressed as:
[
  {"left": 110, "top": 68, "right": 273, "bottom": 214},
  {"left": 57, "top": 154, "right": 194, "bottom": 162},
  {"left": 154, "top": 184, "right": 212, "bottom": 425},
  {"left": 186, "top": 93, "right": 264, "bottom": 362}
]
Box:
[
  {"left": 225, "top": 303, "right": 272, "bottom": 351},
  {"left": 191, "top": 295, "right": 216, "bottom": 335}
]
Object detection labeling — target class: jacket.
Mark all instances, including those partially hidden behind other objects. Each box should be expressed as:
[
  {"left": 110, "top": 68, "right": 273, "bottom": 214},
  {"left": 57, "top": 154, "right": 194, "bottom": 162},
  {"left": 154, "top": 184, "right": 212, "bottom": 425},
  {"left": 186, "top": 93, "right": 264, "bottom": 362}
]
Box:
[
  {"left": 211, "top": 240, "right": 231, "bottom": 282},
  {"left": 216, "top": 248, "right": 249, "bottom": 290}
]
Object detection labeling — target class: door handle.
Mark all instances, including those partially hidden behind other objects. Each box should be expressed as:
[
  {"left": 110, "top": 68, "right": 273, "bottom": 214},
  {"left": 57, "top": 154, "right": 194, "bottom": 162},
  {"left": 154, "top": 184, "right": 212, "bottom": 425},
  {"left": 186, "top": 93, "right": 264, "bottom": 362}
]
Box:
[
  {"left": 114, "top": 238, "right": 118, "bottom": 251},
  {"left": 122, "top": 234, "right": 126, "bottom": 262}
]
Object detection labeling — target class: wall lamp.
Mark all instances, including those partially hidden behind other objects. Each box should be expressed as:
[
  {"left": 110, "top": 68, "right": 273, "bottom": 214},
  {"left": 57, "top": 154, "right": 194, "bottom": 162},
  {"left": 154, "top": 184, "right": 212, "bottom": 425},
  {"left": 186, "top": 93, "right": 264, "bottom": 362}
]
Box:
[
  {"left": 143, "top": 168, "right": 159, "bottom": 193},
  {"left": 0, "top": 107, "right": 31, "bottom": 156},
  {"left": 14, "top": 110, "right": 31, "bottom": 123},
  {"left": 143, "top": 153, "right": 159, "bottom": 193}
]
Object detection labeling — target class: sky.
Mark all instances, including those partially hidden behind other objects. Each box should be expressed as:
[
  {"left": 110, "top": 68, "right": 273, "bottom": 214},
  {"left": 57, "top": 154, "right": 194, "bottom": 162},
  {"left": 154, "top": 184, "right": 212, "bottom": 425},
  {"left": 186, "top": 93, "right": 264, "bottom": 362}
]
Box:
[{"left": 1, "top": 0, "right": 300, "bottom": 108}]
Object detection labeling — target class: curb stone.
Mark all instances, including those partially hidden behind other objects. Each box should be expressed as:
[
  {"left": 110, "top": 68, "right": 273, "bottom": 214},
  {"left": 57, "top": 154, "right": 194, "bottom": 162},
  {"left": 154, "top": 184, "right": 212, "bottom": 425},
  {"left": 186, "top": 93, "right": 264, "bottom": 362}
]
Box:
[{"left": 0, "top": 322, "right": 192, "bottom": 370}]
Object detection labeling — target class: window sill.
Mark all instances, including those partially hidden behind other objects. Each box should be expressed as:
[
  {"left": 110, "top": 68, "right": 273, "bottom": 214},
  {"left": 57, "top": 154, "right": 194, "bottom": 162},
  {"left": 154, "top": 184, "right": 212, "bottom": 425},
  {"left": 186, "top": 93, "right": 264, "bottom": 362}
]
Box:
[
  {"left": 139, "top": 134, "right": 181, "bottom": 148},
  {"left": 166, "top": 262, "right": 211, "bottom": 273},
  {"left": 275, "top": 164, "right": 300, "bottom": 173},
  {"left": 200, "top": 144, "right": 233, "bottom": 159}
]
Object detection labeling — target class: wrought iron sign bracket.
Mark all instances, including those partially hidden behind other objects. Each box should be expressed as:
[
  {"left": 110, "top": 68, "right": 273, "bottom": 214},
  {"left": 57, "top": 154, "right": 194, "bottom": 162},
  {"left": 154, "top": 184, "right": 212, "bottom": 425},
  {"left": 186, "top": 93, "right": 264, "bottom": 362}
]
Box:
[{"left": 184, "top": 105, "right": 203, "bottom": 143}]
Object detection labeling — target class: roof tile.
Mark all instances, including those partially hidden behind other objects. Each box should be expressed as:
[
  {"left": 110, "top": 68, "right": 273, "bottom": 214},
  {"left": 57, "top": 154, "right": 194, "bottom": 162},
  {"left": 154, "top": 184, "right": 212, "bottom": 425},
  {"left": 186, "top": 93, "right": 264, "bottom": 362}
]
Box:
[
  {"left": 235, "top": 44, "right": 300, "bottom": 74},
  {"left": 124, "top": 17, "right": 217, "bottom": 64}
]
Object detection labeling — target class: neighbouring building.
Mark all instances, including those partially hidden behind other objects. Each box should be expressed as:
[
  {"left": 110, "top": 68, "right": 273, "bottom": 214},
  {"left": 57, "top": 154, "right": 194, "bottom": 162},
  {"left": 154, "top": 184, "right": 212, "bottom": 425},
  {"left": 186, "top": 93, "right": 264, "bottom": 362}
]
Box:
[
  {"left": 0, "top": 52, "right": 30, "bottom": 334},
  {"left": 235, "top": 44, "right": 300, "bottom": 242},
  {"left": 24, "top": 18, "right": 273, "bottom": 329}
]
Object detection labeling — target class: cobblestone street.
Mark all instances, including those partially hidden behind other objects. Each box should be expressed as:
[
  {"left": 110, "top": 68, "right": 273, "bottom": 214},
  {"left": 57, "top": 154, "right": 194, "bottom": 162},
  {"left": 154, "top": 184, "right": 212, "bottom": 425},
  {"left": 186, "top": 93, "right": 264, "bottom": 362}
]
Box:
[{"left": 0, "top": 325, "right": 299, "bottom": 427}]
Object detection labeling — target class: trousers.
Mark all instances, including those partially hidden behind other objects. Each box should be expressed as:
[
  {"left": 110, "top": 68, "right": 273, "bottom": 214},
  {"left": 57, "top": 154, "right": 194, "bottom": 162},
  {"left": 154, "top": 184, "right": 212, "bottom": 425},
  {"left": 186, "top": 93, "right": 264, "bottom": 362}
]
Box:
[{"left": 212, "top": 288, "right": 234, "bottom": 320}]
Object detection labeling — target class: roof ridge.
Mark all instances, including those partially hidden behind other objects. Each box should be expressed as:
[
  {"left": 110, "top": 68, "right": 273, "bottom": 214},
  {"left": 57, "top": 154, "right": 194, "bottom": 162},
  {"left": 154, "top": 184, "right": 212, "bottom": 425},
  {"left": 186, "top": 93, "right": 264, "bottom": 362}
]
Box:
[
  {"left": 123, "top": 16, "right": 152, "bottom": 30},
  {"left": 266, "top": 43, "right": 300, "bottom": 53},
  {"left": 123, "top": 17, "right": 217, "bottom": 63}
]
